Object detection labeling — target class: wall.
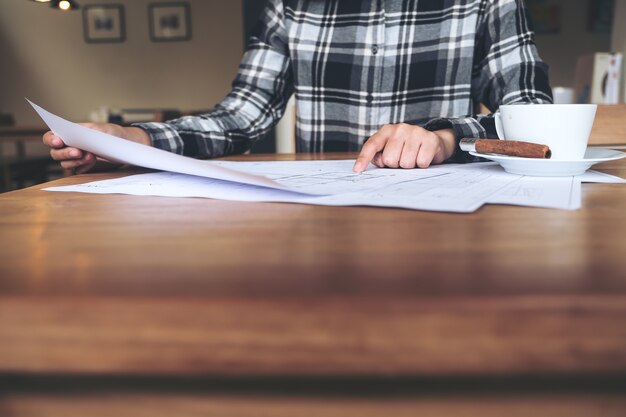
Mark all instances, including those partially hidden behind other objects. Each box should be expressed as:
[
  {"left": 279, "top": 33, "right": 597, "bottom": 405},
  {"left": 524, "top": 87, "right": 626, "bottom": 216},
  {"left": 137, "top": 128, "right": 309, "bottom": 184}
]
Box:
[
  {"left": 532, "top": 0, "right": 612, "bottom": 88},
  {"left": 612, "top": 0, "right": 626, "bottom": 53},
  {"left": 0, "top": 0, "right": 244, "bottom": 125}
]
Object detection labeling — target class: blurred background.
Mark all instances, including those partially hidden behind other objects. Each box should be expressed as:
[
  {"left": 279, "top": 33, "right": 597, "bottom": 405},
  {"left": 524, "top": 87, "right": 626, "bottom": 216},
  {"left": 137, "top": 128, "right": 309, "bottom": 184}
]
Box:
[{"left": 1, "top": 0, "right": 625, "bottom": 191}]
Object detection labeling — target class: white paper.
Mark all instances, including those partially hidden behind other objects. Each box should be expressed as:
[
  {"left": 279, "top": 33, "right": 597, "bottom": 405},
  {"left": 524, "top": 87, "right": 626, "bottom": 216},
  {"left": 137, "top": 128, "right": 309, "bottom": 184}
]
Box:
[
  {"left": 44, "top": 163, "right": 489, "bottom": 213},
  {"left": 578, "top": 170, "right": 626, "bottom": 184},
  {"left": 486, "top": 175, "right": 581, "bottom": 210},
  {"left": 33, "top": 101, "right": 625, "bottom": 213},
  {"left": 28, "top": 99, "right": 289, "bottom": 191},
  {"left": 43, "top": 160, "right": 625, "bottom": 212}
]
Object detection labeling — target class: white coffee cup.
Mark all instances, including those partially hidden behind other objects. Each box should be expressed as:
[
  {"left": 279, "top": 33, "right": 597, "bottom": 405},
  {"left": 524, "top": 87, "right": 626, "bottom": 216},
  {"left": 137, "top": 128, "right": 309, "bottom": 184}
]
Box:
[{"left": 494, "top": 104, "right": 597, "bottom": 160}]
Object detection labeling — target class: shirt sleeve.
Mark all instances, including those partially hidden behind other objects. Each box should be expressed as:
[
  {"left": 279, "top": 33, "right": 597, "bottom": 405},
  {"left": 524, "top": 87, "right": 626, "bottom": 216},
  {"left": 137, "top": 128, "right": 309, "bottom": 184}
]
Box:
[
  {"left": 426, "top": 0, "right": 553, "bottom": 163},
  {"left": 134, "top": 0, "right": 294, "bottom": 158}
]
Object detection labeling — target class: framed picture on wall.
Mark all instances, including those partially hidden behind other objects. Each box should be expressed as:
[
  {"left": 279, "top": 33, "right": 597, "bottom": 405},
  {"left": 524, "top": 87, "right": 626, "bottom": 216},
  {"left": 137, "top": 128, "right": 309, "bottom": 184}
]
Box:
[
  {"left": 83, "top": 4, "right": 126, "bottom": 43},
  {"left": 149, "top": 2, "right": 192, "bottom": 42}
]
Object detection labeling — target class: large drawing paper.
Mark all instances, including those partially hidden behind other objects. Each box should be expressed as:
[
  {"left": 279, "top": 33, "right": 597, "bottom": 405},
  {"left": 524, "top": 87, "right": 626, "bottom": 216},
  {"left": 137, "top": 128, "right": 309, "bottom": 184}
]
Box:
[
  {"left": 28, "top": 100, "right": 290, "bottom": 191},
  {"left": 43, "top": 160, "right": 624, "bottom": 212},
  {"left": 32, "top": 101, "right": 625, "bottom": 212}
]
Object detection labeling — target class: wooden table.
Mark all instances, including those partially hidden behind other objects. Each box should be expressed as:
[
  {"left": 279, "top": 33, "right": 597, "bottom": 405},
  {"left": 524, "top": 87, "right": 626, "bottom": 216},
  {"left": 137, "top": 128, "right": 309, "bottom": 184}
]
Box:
[{"left": 1, "top": 152, "right": 626, "bottom": 416}]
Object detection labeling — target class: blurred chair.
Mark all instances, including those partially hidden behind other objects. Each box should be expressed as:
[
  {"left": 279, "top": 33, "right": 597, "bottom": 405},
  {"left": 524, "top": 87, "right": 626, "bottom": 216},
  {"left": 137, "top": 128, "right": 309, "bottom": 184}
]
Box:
[
  {"left": 0, "top": 115, "right": 58, "bottom": 192},
  {"left": 0, "top": 113, "right": 14, "bottom": 127}
]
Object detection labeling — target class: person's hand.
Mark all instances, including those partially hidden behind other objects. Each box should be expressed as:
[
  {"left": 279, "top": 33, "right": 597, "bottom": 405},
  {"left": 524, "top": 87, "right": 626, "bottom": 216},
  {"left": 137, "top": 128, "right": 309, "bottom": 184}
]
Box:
[
  {"left": 353, "top": 124, "right": 457, "bottom": 173},
  {"left": 43, "top": 123, "right": 151, "bottom": 174}
]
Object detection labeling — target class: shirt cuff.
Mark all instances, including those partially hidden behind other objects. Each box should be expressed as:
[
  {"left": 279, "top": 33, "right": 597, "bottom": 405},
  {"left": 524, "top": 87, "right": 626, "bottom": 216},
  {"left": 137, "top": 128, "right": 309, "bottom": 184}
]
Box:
[
  {"left": 424, "top": 117, "right": 486, "bottom": 163},
  {"left": 132, "top": 122, "right": 184, "bottom": 155}
]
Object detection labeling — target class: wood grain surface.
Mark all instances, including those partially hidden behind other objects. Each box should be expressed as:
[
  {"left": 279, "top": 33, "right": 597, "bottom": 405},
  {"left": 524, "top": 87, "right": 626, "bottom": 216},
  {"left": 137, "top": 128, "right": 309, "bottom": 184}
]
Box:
[
  {"left": 589, "top": 105, "right": 626, "bottom": 146},
  {"left": 1, "top": 153, "right": 626, "bottom": 377},
  {"left": 2, "top": 390, "right": 626, "bottom": 417}
]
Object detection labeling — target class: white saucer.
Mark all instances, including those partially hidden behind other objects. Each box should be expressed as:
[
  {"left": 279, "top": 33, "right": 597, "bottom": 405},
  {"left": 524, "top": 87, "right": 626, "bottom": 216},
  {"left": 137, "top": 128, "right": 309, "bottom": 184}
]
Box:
[{"left": 469, "top": 147, "right": 626, "bottom": 177}]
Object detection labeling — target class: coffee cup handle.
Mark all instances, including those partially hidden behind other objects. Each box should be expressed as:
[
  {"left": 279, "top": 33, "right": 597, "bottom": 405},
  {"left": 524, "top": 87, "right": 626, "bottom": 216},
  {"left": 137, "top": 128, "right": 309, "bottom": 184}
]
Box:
[{"left": 494, "top": 110, "right": 505, "bottom": 140}]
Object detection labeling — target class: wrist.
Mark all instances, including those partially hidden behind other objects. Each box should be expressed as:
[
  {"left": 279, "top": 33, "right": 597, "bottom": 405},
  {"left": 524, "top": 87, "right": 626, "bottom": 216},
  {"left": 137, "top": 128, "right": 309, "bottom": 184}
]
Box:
[
  {"left": 126, "top": 127, "right": 152, "bottom": 147},
  {"left": 434, "top": 128, "right": 456, "bottom": 160}
]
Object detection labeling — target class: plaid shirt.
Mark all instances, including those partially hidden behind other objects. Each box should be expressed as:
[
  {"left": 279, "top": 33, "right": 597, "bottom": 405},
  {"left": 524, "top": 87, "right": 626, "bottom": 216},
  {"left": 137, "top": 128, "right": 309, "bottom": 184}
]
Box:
[{"left": 136, "top": 0, "right": 552, "bottom": 161}]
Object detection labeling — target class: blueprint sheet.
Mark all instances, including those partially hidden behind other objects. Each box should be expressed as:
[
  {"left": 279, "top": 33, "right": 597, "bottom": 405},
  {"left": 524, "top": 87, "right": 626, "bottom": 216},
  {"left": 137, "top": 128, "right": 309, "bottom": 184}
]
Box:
[
  {"left": 43, "top": 160, "right": 625, "bottom": 213},
  {"left": 31, "top": 100, "right": 625, "bottom": 213},
  {"left": 28, "top": 100, "right": 284, "bottom": 190}
]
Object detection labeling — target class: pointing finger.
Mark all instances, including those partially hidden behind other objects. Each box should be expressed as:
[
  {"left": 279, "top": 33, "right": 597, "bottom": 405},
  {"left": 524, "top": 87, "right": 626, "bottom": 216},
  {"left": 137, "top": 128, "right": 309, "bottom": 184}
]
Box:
[{"left": 353, "top": 127, "right": 391, "bottom": 173}]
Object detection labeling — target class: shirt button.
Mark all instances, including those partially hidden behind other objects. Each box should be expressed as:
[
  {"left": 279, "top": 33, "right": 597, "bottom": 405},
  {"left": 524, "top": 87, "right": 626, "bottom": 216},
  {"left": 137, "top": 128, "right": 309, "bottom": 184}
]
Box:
[
  {"left": 367, "top": 94, "right": 374, "bottom": 103},
  {"left": 371, "top": 45, "right": 379, "bottom": 55}
]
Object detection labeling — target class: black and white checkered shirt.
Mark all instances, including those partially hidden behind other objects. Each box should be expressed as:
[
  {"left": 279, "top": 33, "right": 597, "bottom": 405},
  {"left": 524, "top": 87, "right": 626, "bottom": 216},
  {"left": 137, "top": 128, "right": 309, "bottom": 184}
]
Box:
[{"left": 136, "top": 0, "right": 552, "bottom": 161}]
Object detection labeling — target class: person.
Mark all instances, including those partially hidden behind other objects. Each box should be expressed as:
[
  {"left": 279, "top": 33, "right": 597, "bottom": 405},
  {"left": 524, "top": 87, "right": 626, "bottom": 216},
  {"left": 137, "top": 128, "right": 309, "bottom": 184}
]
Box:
[{"left": 43, "top": 0, "right": 552, "bottom": 174}]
